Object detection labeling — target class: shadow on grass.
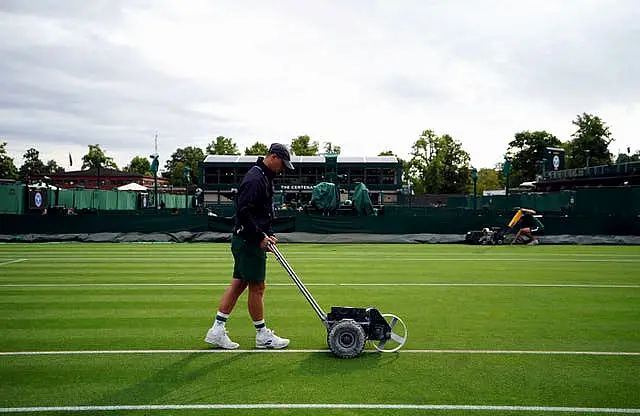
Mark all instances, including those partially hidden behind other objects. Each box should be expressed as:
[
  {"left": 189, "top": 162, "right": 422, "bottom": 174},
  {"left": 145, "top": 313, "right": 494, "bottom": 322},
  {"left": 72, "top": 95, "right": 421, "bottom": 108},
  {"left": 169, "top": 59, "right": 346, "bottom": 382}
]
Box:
[
  {"left": 298, "top": 347, "right": 401, "bottom": 375},
  {"left": 89, "top": 350, "right": 263, "bottom": 415}
]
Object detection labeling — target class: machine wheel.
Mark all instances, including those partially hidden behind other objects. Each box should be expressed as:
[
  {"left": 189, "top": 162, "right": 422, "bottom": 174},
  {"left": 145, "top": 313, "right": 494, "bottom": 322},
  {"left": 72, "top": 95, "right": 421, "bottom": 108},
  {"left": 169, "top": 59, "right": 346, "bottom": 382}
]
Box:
[
  {"left": 371, "top": 313, "right": 408, "bottom": 353},
  {"left": 327, "top": 320, "right": 366, "bottom": 359}
]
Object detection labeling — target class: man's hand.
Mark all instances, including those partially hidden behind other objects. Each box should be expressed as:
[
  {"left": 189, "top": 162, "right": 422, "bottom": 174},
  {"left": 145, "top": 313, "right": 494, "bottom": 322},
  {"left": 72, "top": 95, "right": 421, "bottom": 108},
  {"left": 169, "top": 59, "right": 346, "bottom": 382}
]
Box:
[{"left": 260, "top": 235, "right": 278, "bottom": 251}]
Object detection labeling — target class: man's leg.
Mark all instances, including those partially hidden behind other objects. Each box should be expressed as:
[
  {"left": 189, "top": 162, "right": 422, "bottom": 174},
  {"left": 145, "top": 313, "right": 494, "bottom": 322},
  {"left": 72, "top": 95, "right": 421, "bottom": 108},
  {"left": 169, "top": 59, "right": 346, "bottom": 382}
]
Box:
[
  {"left": 220, "top": 279, "right": 249, "bottom": 314},
  {"left": 247, "top": 281, "right": 265, "bottom": 322},
  {"left": 205, "top": 278, "right": 248, "bottom": 349},
  {"left": 512, "top": 229, "right": 523, "bottom": 244},
  {"left": 249, "top": 281, "right": 290, "bottom": 349}
]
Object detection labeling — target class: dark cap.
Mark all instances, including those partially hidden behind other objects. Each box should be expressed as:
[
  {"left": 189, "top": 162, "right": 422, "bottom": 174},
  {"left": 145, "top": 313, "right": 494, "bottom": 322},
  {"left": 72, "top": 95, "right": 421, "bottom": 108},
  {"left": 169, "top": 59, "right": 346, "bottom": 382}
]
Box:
[{"left": 269, "top": 143, "right": 294, "bottom": 170}]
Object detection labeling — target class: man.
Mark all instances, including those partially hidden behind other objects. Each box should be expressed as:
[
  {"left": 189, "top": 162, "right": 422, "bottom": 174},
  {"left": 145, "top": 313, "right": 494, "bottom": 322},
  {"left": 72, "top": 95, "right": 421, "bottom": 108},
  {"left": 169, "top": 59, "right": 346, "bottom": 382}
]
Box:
[
  {"left": 205, "top": 143, "right": 294, "bottom": 349},
  {"left": 511, "top": 208, "right": 544, "bottom": 245}
]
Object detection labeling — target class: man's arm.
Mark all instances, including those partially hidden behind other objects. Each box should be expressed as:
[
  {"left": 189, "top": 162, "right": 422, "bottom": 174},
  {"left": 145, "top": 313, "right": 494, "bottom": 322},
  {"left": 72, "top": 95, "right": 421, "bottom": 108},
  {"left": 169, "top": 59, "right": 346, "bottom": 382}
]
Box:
[{"left": 235, "top": 180, "right": 265, "bottom": 243}]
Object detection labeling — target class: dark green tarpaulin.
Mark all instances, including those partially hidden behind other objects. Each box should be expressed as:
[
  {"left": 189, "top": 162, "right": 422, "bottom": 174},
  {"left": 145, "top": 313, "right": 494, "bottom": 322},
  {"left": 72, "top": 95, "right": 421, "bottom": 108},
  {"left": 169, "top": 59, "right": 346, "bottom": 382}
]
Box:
[
  {"left": 310, "top": 182, "right": 340, "bottom": 213},
  {"left": 351, "top": 182, "right": 374, "bottom": 216}
]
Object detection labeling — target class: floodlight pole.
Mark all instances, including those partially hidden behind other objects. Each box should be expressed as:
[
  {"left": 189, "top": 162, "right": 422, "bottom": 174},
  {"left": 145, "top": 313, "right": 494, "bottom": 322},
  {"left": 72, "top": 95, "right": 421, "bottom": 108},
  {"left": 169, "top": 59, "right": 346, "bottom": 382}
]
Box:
[
  {"left": 151, "top": 132, "right": 159, "bottom": 210},
  {"left": 471, "top": 167, "right": 478, "bottom": 212},
  {"left": 184, "top": 165, "right": 191, "bottom": 214}
]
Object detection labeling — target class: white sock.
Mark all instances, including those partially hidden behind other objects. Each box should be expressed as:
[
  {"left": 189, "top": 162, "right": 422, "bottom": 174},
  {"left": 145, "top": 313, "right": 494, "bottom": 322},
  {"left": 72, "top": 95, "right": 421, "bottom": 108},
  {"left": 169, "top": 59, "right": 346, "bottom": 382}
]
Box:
[
  {"left": 254, "top": 319, "right": 266, "bottom": 332},
  {"left": 213, "top": 311, "right": 230, "bottom": 328}
]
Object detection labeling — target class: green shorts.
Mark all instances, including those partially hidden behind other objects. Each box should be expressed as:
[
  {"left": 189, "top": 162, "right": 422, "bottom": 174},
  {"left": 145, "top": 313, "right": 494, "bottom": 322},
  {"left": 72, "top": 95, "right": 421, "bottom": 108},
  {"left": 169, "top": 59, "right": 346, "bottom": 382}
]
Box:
[{"left": 231, "top": 234, "right": 266, "bottom": 282}]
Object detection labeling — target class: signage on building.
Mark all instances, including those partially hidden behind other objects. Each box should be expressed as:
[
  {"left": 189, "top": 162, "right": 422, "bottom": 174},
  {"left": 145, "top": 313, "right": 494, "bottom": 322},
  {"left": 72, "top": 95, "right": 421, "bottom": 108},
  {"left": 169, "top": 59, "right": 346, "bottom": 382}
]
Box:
[{"left": 279, "top": 185, "right": 314, "bottom": 190}]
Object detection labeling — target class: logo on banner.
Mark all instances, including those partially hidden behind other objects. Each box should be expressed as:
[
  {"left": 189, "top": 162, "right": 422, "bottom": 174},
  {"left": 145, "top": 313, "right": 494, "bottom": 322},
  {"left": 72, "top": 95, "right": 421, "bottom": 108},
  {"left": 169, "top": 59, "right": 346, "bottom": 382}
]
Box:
[
  {"left": 34, "top": 192, "right": 43, "bottom": 208},
  {"left": 552, "top": 155, "right": 560, "bottom": 170}
]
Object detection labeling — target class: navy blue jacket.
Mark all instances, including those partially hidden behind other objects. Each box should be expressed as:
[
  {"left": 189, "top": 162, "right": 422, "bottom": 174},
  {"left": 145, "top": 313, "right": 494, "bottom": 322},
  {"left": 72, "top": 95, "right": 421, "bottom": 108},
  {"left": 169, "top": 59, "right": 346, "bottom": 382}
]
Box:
[{"left": 233, "top": 158, "right": 275, "bottom": 243}]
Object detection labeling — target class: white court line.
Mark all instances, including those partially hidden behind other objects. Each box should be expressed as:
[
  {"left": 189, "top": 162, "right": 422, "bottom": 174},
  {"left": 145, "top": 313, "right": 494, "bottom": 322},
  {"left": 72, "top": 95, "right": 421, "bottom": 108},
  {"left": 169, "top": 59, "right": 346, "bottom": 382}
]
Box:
[
  {"left": 0, "top": 404, "right": 639, "bottom": 413},
  {"left": 6, "top": 256, "right": 640, "bottom": 262},
  {"left": 1, "top": 283, "right": 638, "bottom": 288},
  {"left": 1, "top": 349, "right": 638, "bottom": 356},
  {"left": 0, "top": 259, "right": 27, "bottom": 266},
  {"left": 2, "top": 250, "right": 639, "bottom": 257}
]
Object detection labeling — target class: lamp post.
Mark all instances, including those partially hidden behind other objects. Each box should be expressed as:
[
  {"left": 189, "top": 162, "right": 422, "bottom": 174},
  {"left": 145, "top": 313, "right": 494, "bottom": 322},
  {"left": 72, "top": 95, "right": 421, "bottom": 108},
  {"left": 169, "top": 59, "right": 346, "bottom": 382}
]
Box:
[
  {"left": 150, "top": 154, "right": 159, "bottom": 209},
  {"left": 585, "top": 150, "right": 591, "bottom": 168},
  {"left": 471, "top": 167, "right": 478, "bottom": 212},
  {"left": 184, "top": 164, "right": 191, "bottom": 214},
  {"left": 503, "top": 157, "right": 512, "bottom": 197}
]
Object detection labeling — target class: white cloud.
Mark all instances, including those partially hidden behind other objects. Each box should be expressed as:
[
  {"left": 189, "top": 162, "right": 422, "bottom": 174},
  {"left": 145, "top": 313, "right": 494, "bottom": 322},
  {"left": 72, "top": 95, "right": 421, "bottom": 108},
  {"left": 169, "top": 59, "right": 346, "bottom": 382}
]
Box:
[{"left": 1, "top": 0, "right": 639, "bottom": 171}]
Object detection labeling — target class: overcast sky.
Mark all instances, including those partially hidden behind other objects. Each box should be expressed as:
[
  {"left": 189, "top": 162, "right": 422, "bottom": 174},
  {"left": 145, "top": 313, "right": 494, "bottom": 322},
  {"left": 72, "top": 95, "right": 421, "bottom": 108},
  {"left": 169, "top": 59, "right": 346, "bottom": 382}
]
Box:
[{"left": 1, "top": 0, "right": 639, "bottom": 170}]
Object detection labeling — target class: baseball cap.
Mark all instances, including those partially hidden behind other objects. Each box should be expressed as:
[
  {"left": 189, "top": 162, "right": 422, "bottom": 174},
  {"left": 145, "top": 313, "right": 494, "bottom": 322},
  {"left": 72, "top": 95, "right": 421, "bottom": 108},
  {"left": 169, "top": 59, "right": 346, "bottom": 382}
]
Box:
[{"left": 269, "top": 143, "right": 294, "bottom": 170}]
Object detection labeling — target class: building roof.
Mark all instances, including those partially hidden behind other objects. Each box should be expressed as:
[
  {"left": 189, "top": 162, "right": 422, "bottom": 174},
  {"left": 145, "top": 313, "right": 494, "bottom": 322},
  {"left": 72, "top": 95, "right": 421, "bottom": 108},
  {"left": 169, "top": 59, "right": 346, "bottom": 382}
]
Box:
[
  {"left": 202, "top": 155, "right": 399, "bottom": 164},
  {"left": 50, "top": 168, "right": 143, "bottom": 178}
]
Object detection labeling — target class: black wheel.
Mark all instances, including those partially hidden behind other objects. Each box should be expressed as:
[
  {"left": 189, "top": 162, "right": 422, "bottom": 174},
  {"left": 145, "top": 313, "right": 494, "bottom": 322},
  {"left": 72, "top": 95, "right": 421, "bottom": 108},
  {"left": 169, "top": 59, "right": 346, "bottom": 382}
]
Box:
[{"left": 327, "top": 320, "right": 366, "bottom": 359}]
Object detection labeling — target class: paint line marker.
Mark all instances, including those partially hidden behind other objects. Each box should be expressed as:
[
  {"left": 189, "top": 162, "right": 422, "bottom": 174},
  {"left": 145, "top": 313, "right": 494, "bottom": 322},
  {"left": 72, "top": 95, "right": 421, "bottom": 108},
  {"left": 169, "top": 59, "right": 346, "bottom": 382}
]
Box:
[{"left": 0, "top": 259, "right": 27, "bottom": 267}]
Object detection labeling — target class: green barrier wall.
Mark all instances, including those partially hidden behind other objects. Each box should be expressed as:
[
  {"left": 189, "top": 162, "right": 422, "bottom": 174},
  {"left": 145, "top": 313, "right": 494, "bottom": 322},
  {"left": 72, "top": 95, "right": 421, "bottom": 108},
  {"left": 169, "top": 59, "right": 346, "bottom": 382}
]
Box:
[
  {"left": 1, "top": 187, "right": 187, "bottom": 212},
  {"left": 2, "top": 186, "right": 639, "bottom": 236},
  {"left": 2, "top": 211, "right": 638, "bottom": 236},
  {"left": 0, "top": 212, "right": 208, "bottom": 234},
  {"left": 0, "top": 185, "right": 24, "bottom": 214},
  {"left": 3, "top": 186, "right": 639, "bottom": 216},
  {"left": 209, "top": 212, "right": 639, "bottom": 236}
]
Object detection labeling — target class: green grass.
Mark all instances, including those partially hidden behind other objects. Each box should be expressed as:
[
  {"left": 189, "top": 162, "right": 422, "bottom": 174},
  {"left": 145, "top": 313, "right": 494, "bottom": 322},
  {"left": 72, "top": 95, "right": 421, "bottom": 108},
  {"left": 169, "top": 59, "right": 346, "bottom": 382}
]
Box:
[{"left": 1, "top": 243, "right": 639, "bottom": 415}]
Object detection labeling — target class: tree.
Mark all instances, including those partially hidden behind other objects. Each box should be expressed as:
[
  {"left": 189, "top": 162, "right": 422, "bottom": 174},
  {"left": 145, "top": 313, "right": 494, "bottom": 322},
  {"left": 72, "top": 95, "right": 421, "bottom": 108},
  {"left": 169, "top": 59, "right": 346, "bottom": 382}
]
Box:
[
  {"left": 245, "top": 141, "right": 269, "bottom": 156},
  {"left": 405, "top": 130, "right": 471, "bottom": 194},
  {"left": 565, "top": 113, "right": 614, "bottom": 168},
  {"left": 290, "top": 135, "right": 319, "bottom": 156},
  {"left": 124, "top": 156, "right": 151, "bottom": 176},
  {"left": 615, "top": 149, "right": 640, "bottom": 164},
  {"left": 472, "top": 168, "right": 503, "bottom": 195},
  {"left": 81, "top": 144, "right": 117, "bottom": 170},
  {"left": 164, "top": 146, "right": 205, "bottom": 186},
  {"left": 44, "top": 160, "right": 65, "bottom": 175},
  {"left": 0, "top": 142, "right": 19, "bottom": 180},
  {"left": 18, "top": 148, "right": 46, "bottom": 182},
  {"left": 506, "top": 131, "right": 562, "bottom": 184},
  {"left": 323, "top": 142, "right": 341, "bottom": 154},
  {"left": 206, "top": 136, "right": 240, "bottom": 155},
  {"left": 378, "top": 150, "right": 395, "bottom": 156}
]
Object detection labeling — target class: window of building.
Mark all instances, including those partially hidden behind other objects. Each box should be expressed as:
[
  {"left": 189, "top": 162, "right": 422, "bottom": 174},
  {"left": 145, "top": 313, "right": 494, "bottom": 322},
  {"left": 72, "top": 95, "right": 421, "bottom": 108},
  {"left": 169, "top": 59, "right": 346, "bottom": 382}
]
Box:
[
  {"left": 301, "top": 167, "right": 321, "bottom": 185},
  {"left": 219, "top": 168, "right": 235, "bottom": 184},
  {"left": 348, "top": 168, "right": 364, "bottom": 184},
  {"left": 382, "top": 168, "right": 397, "bottom": 185},
  {"left": 365, "top": 168, "right": 381, "bottom": 185}
]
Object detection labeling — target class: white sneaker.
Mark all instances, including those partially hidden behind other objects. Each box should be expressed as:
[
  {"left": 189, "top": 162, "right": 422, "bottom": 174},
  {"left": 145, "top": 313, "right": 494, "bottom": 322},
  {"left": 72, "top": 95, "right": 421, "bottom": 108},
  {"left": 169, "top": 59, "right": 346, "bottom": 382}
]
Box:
[
  {"left": 205, "top": 326, "right": 239, "bottom": 349},
  {"left": 256, "top": 328, "right": 290, "bottom": 349}
]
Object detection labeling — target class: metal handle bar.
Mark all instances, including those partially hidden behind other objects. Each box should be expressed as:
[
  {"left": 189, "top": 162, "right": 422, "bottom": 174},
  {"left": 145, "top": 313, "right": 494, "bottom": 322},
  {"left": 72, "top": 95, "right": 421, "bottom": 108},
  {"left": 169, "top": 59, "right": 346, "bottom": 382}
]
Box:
[{"left": 267, "top": 243, "right": 327, "bottom": 324}]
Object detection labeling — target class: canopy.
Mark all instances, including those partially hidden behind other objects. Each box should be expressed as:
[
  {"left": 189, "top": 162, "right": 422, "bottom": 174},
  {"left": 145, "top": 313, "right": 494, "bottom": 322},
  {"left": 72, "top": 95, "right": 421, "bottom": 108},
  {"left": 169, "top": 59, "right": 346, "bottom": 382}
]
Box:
[
  {"left": 117, "top": 182, "right": 148, "bottom": 191},
  {"left": 28, "top": 181, "right": 58, "bottom": 190}
]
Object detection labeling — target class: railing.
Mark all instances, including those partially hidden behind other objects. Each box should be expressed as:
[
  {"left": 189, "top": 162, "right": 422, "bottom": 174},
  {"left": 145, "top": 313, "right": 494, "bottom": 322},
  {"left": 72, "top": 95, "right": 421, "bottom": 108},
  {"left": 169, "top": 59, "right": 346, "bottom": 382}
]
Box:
[{"left": 542, "top": 161, "right": 640, "bottom": 181}]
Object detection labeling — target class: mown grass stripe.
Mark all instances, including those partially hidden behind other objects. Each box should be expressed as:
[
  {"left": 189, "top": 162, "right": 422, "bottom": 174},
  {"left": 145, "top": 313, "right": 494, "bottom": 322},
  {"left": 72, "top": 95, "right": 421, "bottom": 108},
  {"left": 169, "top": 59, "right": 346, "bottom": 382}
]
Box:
[
  {"left": 1, "top": 349, "right": 638, "bottom": 356},
  {"left": 0, "top": 403, "right": 638, "bottom": 413},
  {"left": 6, "top": 256, "right": 640, "bottom": 262},
  {"left": 1, "top": 283, "right": 638, "bottom": 288}
]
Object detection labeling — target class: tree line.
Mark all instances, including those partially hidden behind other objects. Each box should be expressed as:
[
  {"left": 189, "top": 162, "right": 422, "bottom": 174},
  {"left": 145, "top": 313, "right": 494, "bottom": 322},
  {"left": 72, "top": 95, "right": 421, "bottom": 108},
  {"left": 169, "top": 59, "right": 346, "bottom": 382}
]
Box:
[{"left": 1, "top": 113, "right": 638, "bottom": 194}]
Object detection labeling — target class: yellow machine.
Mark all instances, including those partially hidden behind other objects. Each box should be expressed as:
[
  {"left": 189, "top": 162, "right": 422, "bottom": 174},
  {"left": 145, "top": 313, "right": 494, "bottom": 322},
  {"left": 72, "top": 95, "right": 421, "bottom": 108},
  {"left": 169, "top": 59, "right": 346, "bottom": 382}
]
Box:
[{"left": 508, "top": 209, "right": 524, "bottom": 228}]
